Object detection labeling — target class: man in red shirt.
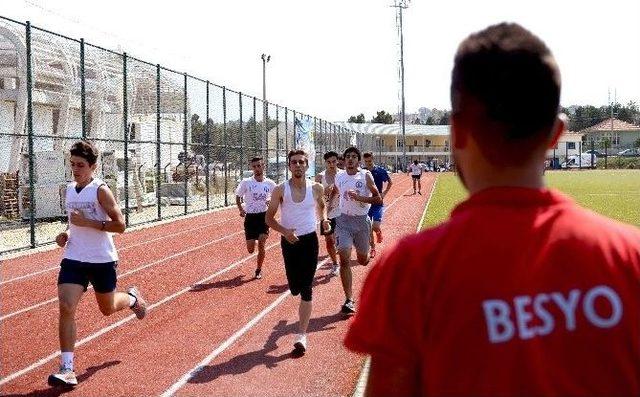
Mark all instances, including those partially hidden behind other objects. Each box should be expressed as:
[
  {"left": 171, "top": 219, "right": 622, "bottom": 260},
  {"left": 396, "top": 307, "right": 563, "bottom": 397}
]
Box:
[{"left": 344, "top": 23, "right": 640, "bottom": 396}]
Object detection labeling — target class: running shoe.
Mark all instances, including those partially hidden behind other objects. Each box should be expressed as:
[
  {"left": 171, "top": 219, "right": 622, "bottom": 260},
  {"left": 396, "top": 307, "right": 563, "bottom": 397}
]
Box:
[
  {"left": 255, "top": 268, "right": 263, "bottom": 279},
  {"left": 331, "top": 263, "right": 340, "bottom": 276},
  {"left": 127, "top": 286, "right": 147, "bottom": 320},
  {"left": 48, "top": 366, "right": 78, "bottom": 387},
  {"left": 341, "top": 299, "right": 356, "bottom": 314},
  {"left": 293, "top": 333, "right": 307, "bottom": 355}
]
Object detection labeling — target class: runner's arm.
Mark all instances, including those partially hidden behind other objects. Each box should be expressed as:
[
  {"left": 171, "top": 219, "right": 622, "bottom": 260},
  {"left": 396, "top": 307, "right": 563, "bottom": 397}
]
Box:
[{"left": 313, "top": 183, "right": 331, "bottom": 233}]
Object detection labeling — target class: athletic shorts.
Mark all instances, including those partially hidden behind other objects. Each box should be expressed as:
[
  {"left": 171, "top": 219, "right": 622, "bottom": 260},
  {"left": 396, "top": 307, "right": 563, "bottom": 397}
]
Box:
[
  {"left": 411, "top": 174, "right": 421, "bottom": 180},
  {"left": 281, "top": 232, "right": 319, "bottom": 301},
  {"left": 335, "top": 214, "right": 371, "bottom": 254},
  {"left": 368, "top": 205, "right": 384, "bottom": 223},
  {"left": 244, "top": 211, "right": 269, "bottom": 240},
  {"left": 58, "top": 258, "right": 118, "bottom": 293},
  {"left": 319, "top": 217, "right": 337, "bottom": 236}
]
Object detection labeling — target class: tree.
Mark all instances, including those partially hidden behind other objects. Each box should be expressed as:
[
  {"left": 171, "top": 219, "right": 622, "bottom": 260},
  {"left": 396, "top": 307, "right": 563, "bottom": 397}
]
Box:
[
  {"left": 347, "top": 113, "right": 366, "bottom": 123},
  {"left": 413, "top": 117, "right": 421, "bottom": 125},
  {"left": 371, "top": 110, "right": 393, "bottom": 124},
  {"left": 439, "top": 111, "right": 451, "bottom": 125}
]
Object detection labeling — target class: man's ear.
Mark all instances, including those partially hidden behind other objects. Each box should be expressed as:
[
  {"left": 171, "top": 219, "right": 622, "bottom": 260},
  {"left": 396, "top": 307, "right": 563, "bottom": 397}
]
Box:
[
  {"left": 451, "top": 114, "right": 467, "bottom": 150},
  {"left": 548, "top": 113, "right": 567, "bottom": 149}
]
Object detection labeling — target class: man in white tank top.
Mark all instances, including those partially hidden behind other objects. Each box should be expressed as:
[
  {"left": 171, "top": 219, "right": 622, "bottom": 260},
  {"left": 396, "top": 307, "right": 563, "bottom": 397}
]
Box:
[
  {"left": 331, "top": 147, "right": 382, "bottom": 314},
  {"left": 235, "top": 157, "right": 277, "bottom": 279},
  {"left": 314, "top": 150, "right": 342, "bottom": 276},
  {"left": 266, "top": 150, "right": 331, "bottom": 356},
  {"left": 48, "top": 141, "right": 147, "bottom": 388}
]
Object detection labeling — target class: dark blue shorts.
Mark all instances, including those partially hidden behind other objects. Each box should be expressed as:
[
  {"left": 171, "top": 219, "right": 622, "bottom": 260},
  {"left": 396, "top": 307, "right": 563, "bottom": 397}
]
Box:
[
  {"left": 57, "top": 258, "right": 118, "bottom": 293},
  {"left": 368, "top": 205, "right": 384, "bottom": 222}
]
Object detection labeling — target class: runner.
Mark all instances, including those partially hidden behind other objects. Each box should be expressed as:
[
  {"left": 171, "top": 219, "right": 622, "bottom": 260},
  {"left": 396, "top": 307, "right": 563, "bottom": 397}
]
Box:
[
  {"left": 49, "top": 140, "right": 147, "bottom": 388},
  {"left": 235, "top": 157, "right": 277, "bottom": 279},
  {"left": 266, "top": 149, "right": 331, "bottom": 355},
  {"left": 332, "top": 147, "right": 382, "bottom": 314},
  {"left": 362, "top": 152, "right": 392, "bottom": 258},
  {"left": 315, "top": 151, "right": 342, "bottom": 276},
  {"left": 337, "top": 155, "right": 345, "bottom": 170},
  {"left": 345, "top": 23, "right": 640, "bottom": 396},
  {"left": 407, "top": 159, "right": 424, "bottom": 195}
]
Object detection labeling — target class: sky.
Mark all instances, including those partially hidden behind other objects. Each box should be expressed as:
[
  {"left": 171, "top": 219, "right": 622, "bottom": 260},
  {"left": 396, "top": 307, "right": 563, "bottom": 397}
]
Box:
[{"left": 4, "top": 0, "right": 640, "bottom": 122}]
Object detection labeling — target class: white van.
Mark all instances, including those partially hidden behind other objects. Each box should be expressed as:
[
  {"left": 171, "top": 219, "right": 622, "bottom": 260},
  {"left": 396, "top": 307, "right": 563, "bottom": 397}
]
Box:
[{"left": 561, "top": 153, "right": 598, "bottom": 169}]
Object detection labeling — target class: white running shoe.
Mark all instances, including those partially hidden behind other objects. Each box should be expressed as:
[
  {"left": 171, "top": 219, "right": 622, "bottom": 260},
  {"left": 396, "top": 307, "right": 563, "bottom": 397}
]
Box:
[
  {"left": 48, "top": 366, "right": 78, "bottom": 387},
  {"left": 127, "top": 286, "right": 147, "bottom": 319},
  {"left": 293, "top": 333, "right": 307, "bottom": 355},
  {"left": 331, "top": 263, "right": 340, "bottom": 276}
]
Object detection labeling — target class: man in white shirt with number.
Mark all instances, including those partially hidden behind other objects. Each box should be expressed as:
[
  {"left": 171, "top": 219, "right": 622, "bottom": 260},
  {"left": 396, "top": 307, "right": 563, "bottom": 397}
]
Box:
[
  {"left": 235, "top": 157, "right": 277, "bottom": 279},
  {"left": 332, "top": 147, "right": 382, "bottom": 314}
]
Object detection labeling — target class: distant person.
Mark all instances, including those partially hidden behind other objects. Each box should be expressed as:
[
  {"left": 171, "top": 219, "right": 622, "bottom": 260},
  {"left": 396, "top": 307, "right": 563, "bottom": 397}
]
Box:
[
  {"left": 407, "top": 159, "right": 424, "bottom": 194},
  {"left": 331, "top": 147, "right": 382, "bottom": 314},
  {"left": 235, "top": 157, "right": 277, "bottom": 279},
  {"left": 337, "top": 155, "right": 345, "bottom": 170},
  {"left": 315, "top": 151, "right": 342, "bottom": 275},
  {"left": 49, "top": 140, "right": 147, "bottom": 388},
  {"left": 345, "top": 23, "right": 640, "bottom": 396},
  {"left": 362, "top": 152, "right": 392, "bottom": 258},
  {"left": 266, "top": 150, "right": 331, "bottom": 355}
]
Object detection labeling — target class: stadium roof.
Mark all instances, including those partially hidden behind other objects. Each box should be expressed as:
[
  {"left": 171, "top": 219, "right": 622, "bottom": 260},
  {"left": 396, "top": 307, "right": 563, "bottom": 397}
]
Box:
[{"left": 332, "top": 122, "right": 450, "bottom": 136}]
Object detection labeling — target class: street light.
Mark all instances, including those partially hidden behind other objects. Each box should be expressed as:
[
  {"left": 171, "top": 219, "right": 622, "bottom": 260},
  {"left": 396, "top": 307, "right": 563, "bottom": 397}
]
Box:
[{"left": 261, "top": 54, "right": 271, "bottom": 160}]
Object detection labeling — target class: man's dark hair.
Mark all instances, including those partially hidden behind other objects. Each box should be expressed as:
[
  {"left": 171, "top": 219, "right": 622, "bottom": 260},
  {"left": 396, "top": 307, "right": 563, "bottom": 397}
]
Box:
[
  {"left": 363, "top": 152, "right": 373, "bottom": 159},
  {"left": 250, "top": 156, "right": 263, "bottom": 163},
  {"left": 288, "top": 149, "right": 308, "bottom": 164},
  {"left": 324, "top": 151, "right": 339, "bottom": 161},
  {"left": 343, "top": 147, "right": 361, "bottom": 161},
  {"left": 70, "top": 140, "right": 99, "bottom": 165},
  {"left": 338, "top": 156, "right": 344, "bottom": 161},
  {"left": 413, "top": 159, "right": 419, "bottom": 165},
  {"left": 451, "top": 23, "right": 561, "bottom": 166}
]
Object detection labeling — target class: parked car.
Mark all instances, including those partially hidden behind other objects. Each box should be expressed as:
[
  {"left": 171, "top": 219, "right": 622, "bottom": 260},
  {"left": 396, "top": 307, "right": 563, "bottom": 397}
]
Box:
[
  {"left": 582, "top": 149, "right": 606, "bottom": 158},
  {"left": 616, "top": 148, "right": 640, "bottom": 157},
  {"left": 561, "top": 153, "right": 598, "bottom": 169}
]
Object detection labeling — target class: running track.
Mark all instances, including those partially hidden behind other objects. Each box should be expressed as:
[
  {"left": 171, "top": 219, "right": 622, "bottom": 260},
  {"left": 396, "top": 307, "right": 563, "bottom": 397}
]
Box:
[{"left": 0, "top": 174, "right": 435, "bottom": 396}]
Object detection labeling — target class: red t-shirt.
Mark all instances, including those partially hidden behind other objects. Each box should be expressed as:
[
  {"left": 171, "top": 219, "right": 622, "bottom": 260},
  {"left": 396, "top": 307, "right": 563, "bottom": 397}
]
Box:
[{"left": 345, "top": 187, "right": 640, "bottom": 396}]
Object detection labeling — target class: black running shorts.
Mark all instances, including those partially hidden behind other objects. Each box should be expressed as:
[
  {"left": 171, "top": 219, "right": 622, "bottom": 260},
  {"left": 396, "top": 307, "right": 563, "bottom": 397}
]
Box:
[
  {"left": 281, "top": 232, "right": 319, "bottom": 301},
  {"left": 58, "top": 258, "right": 118, "bottom": 293},
  {"left": 244, "top": 211, "right": 269, "bottom": 241}
]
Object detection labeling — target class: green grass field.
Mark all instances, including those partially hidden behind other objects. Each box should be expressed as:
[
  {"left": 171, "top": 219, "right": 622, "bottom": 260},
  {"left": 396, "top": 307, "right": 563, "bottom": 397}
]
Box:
[{"left": 420, "top": 170, "right": 640, "bottom": 229}]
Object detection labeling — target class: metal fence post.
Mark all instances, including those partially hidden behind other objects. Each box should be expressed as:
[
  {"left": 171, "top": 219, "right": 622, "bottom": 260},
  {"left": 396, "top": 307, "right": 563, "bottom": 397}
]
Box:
[
  {"left": 26, "top": 21, "right": 36, "bottom": 248},
  {"left": 591, "top": 139, "right": 595, "bottom": 168},
  {"left": 122, "top": 52, "right": 129, "bottom": 226},
  {"left": 205, "top": 81, "right": 211, "bottom": 210},
  {"left": 275, "top": 105, "right": 280, "bottom": 182},
  {"left": 223, "top": 87, "right": 228, "bottom": 207},
  {"left": 239, "top": 92, "right": 244, "bottom": 174},
  {"left": 156, "top": 64, "right": 162, "bottom": 219},
  {"left": 80, "top": 38, "right": 86, "bottom": 139},
  {"left": 285, "top": 107, "right": 289, "bottom": 179},
  {"left": 183, "top": 73, "right": 188, "bottom": 215},
  {"left": 253, "top": 97, "right": 257, "bottom": 157}
]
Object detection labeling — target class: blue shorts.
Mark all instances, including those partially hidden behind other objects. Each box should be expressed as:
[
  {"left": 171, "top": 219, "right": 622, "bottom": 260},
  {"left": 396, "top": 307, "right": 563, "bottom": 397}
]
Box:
[
  {"left": 58, "top": 258, "right": 118, "bottom": 293},
  {"left": 368, "top": 205, "right": 384, "bottom": 223}
]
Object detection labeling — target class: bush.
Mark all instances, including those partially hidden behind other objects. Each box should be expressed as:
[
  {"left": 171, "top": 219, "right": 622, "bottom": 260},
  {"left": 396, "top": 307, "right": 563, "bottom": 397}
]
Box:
[{"left": 597, "top": 157, "right": 639, "bottom": 169}]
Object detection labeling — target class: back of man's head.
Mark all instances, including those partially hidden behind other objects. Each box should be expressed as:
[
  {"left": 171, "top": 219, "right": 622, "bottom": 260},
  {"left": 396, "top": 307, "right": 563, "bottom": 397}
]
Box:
[{"left": 451, "top": 23, "right": 561, "bottom": 167}]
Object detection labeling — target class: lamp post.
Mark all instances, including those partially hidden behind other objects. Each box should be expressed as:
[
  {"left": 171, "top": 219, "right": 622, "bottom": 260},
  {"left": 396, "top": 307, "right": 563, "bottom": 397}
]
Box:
[{"left": 261, "top": 53, "right": 271, "bottom": 160}]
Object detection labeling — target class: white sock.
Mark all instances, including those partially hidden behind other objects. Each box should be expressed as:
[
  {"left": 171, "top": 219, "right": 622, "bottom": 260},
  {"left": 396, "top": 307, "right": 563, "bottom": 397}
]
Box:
[
  {"left": 128, "top": 294, "right": 137, "bottom": 308},
  {"left": 61, "top": 352, "right": 74, "bottom": 370}
]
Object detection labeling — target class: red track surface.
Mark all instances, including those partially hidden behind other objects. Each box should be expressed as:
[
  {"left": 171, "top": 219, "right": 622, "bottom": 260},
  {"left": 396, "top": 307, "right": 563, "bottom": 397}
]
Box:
[{"left": 1, "top": 174, "right": 435, "bottom": 396}]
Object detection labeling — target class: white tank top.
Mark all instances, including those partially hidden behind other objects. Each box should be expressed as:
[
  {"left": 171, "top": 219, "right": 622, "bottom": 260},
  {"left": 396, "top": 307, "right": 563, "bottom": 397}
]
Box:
[
  {"left": 64, "top": 178, "right": 118, "bottom": 263},
  {"left": 281, "top": 179, "right": 317, "bottom": 236},
  {"left": 336, "top": 169, "right": 372, "bottom": 216},
  {"left": 320, "top": 170, "right": 341, "bottom": 219}
]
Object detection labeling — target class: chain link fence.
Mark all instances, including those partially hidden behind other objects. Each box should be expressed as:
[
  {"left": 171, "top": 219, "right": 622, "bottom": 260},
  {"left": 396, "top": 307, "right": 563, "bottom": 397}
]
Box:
[{"left": 0, "top": 16, "right": 387, "bottom": 254}]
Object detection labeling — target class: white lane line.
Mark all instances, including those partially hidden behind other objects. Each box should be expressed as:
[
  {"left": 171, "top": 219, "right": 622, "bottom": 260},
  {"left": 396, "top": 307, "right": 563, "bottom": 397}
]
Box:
[
  {"left": 0, "top": 240, "right": 281, "bottom": 387},
  {"left": 352, "top": 175, "right": 437, "bottom": 397},
  {"left": 0, "top": 230, "right": 244, "bottom": 321},
  {"left": 0, "top": 214, "right": 239, "bottom": 286},
  {"left": 160, "top": 258, "right": 330, "bottom": 397}
]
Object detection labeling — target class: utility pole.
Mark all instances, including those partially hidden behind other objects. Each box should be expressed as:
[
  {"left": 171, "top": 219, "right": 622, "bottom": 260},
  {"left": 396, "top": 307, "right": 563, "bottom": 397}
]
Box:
[{"left": 391, "top": 0, "right": 409, "bottom": 170}]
